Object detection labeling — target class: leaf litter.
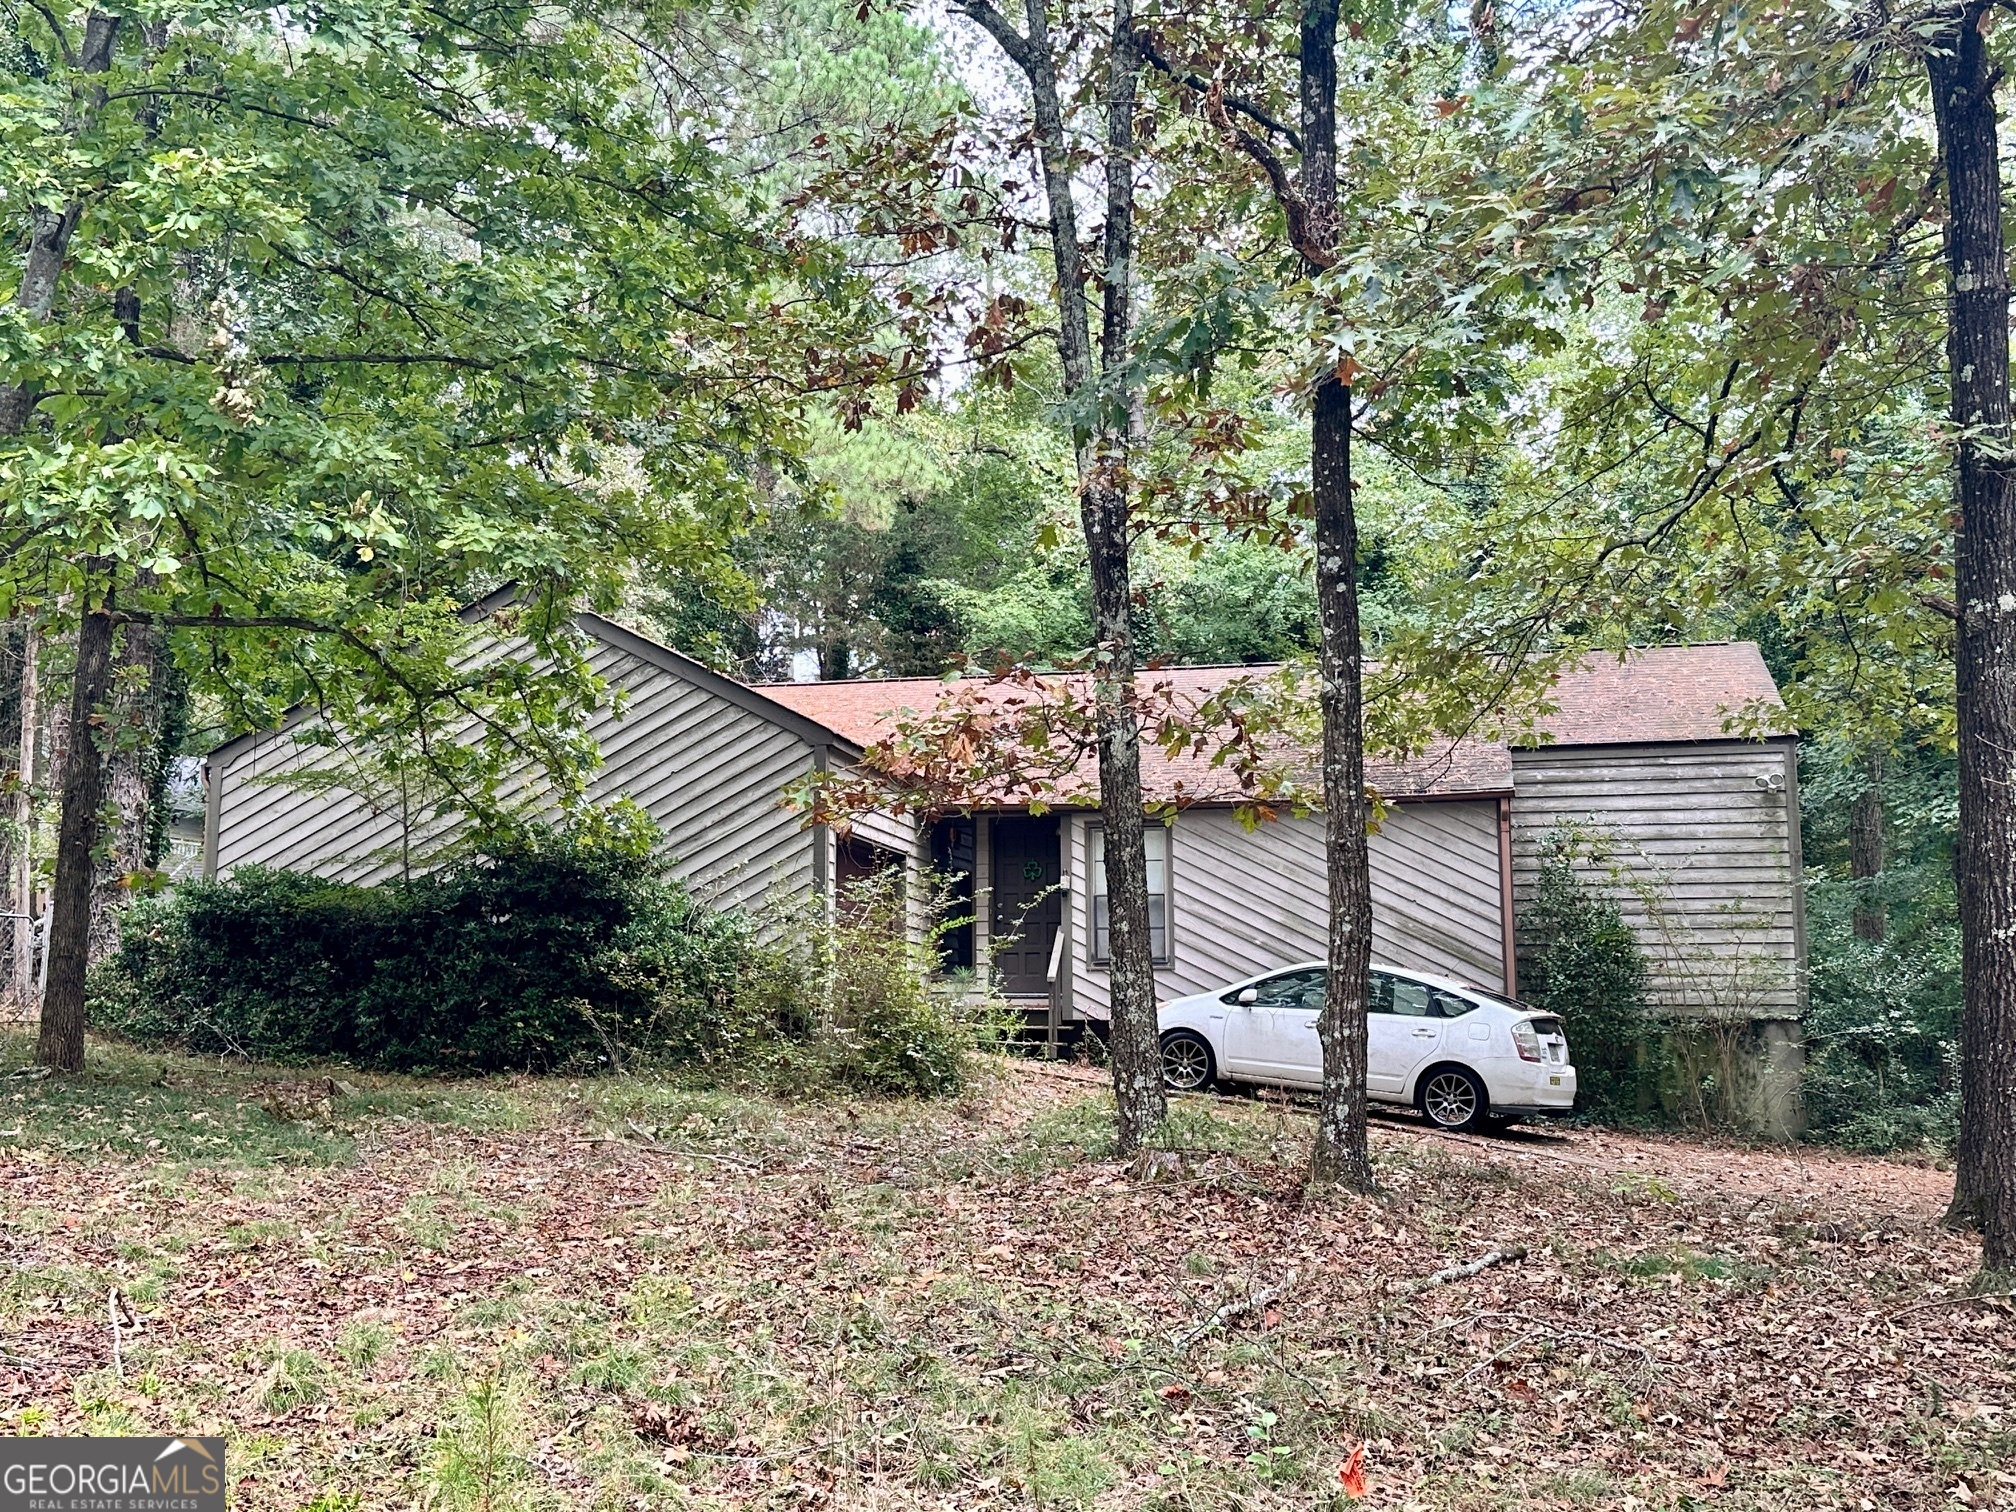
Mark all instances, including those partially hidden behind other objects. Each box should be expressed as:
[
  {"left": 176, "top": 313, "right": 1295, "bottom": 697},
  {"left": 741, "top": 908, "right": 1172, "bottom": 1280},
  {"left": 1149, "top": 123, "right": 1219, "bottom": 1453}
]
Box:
[{"left": 0, "top": 1044, "right": 2008, "bottom": 1510}]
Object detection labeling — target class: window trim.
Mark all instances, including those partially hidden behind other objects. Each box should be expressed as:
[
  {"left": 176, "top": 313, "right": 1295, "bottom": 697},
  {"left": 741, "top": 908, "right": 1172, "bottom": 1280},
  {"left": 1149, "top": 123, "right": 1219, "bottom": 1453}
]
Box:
[{"left": 1085, "top": 819, "right": 1174, "bottom": 968}]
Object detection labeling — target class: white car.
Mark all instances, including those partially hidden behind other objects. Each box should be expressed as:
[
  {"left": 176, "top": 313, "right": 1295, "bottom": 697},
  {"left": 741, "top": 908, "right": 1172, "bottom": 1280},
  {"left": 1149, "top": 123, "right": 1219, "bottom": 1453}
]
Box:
[{"left": 1157, "top": 961, "right": 1576, "bottom": 1131}]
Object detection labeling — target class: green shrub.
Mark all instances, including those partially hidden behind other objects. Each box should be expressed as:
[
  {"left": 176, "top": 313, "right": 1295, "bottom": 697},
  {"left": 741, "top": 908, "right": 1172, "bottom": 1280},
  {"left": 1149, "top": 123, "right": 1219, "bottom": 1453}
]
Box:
[
  {"left": 1517, "top": 841, "right": 1652, "bottom": 1113},
  {"left": 1795, "top": 743, "right": 1961, "bottom": 1154},
  {"left": 89, "top": 823, "right": 979, "bottom": 1097},
  {"left": 733, "top": 868, "right": 997, "bottom": 1098},
  {"left": 815, "top": 873, "right": 976, "bottom": 1097},
  {"left": 1799, "top": 875, "right": 1960, "bottom": 1153},
  {"left": 91, "top": 827, "right": 759, "bottom": 1073}
]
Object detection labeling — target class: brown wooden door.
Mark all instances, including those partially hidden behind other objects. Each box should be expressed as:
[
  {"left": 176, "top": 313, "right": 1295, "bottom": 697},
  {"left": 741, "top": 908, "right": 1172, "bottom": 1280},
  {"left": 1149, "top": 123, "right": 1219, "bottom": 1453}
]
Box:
[{"left": 990, "top": 816, "right": 1061, "bottom": 995}]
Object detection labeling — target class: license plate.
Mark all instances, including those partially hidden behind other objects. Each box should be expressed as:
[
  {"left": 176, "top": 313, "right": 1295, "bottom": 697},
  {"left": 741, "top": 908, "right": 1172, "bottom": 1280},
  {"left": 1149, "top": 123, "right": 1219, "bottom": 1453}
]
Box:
[{"left": 1549, "top": 1076, "right": 1562, "bottom": 1086}]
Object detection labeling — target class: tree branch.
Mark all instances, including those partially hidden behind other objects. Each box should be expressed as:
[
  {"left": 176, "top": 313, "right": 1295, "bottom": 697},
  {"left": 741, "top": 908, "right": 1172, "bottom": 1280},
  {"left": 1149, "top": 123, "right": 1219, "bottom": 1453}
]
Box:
[
  {"left": 1134, "top": 29, "right": 1304, "bottom": 154},
  {"left": 1202, "top": 84, "right": 1334, "bottom": 269},
  {"left": 951, "top": 0, "right": 1037, "bottom": 75}
]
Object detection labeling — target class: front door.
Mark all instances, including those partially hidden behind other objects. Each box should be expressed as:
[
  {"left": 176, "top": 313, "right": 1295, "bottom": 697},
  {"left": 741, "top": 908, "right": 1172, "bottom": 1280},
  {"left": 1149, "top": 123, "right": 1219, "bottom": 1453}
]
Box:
[
  {"left": 1222, "top": 967, "right": 1326, "bottom": 1083},
  {"left": 990, "top": 816, "right": 1061, "bottom": 995}
]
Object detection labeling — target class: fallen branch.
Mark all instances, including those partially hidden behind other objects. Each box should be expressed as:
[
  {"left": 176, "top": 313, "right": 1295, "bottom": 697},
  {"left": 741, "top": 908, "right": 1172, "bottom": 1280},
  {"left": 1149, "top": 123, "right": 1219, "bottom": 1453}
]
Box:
[
  {"left": 108, "top": 1288, "right": 132, "bottom": 1382},
  {"left": 1458, "top": 1328, "right": 1542, "bottom": 1381},
  {"left": 1403, "top": 1244, "right": 1528, "bottom": 1294},
  {"left": 1173, "top": 1269, "right": 1298, "bottom": 1355},
  {"left": 1886, "top": 1289, "right": 2016, "bottom": 1324},
  {"left": 1413, "top": 1308, "right": 1656, "bottom": 1379}
]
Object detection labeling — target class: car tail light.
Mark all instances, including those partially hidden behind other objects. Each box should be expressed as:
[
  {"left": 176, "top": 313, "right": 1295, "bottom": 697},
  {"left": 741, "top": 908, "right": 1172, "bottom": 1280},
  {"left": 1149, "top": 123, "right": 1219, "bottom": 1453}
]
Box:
[{"left": 1511, "top": 1020, "right": 1544, "bottom": 1063}]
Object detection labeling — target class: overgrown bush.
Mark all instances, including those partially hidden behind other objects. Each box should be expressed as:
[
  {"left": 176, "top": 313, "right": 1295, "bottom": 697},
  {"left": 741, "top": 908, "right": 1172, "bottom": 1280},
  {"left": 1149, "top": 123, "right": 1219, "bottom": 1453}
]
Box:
[
  {"left": 89, "top": 822, "right": 982, "bottom": 1097},
  {"left": 1517, "top": 842, "right": 1652, "bottom": 1113},
  {"left": 1799, "top": 857, "right": 1960, "bottom": 1154},
  {"left": 813, "top": 872, "right": 981, "bottom": 1097}
]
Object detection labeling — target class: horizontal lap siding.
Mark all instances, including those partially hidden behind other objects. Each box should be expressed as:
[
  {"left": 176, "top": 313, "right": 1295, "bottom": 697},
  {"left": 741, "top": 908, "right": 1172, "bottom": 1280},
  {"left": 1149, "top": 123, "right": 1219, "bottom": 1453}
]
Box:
[
  {"left": 215, "top": 638, "right": 819, "bottom": 912},
  {"left": 1367, "top": 802, "right": 1508, "bottom": 987},
  {"left": 846, "top": 805, "right": 920, "bottom": 861},
  {"left": 1510, "top": 742, "right": 1801, "bottom": 1017},
  {"left": 1065, "top": 802, "right": 1506, "bottom": 1019},
  {"left": 215, "top": 732, "right": 430, "bottom": 885},
  {"left": 580, "top": 647, "right": 818, "bottom": 913}
]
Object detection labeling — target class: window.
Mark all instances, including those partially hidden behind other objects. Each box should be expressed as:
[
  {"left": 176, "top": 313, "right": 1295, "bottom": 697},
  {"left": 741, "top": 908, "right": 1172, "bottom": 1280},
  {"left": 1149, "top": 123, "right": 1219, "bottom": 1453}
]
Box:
[
  {"left": 1369, "top": 971, "right": 1478, "bottom": 1019},
  {"left": 1089, "top": 824, "right": 1169, "bottom": 963},
  {"left": 1238, "top": 968, "right": 1325, "bottom": 1009}
]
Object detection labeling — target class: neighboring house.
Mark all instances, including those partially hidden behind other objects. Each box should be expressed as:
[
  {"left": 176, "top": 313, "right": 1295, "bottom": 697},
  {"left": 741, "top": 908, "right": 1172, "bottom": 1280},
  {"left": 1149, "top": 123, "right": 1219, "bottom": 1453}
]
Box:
[
  {"left": 762, "top": 643, "right": 1802, "bottom": 1011},
  {"left": 206, "top": 618, "right": 1803, "bottom": 1132}
]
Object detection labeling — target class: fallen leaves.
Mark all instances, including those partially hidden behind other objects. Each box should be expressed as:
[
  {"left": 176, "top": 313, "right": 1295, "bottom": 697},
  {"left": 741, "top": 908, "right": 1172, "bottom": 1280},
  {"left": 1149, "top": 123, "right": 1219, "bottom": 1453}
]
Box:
[{"left": 0, "top": 1057, "right": 2007, "bottom": 1512}]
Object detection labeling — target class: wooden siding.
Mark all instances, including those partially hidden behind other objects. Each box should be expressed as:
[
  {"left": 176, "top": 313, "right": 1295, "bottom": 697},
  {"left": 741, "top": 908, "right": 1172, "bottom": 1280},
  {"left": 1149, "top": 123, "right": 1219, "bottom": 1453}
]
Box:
[
  {"left": 213, "top": 635, "right": 821, "bottom": 912},
  {"left": 1061, "top": 802, "right": 1507, "bottom": 1019},
  {"left": 1509, "top": 741, "right": 1802, "bottom": 1018}
]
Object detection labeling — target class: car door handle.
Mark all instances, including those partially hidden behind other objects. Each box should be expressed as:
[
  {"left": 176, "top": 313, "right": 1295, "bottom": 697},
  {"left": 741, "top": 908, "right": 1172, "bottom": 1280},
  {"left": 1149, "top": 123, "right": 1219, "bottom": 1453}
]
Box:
[{"left": 1411, "top": 1028, "right": 1438, "bottom": 1038}]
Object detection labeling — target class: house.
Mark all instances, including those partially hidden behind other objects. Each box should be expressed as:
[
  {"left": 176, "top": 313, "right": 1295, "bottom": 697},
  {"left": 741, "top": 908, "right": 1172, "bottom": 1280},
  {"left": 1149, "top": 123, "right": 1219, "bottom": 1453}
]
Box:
[
  {"left": 203, "top": 606, "right": 914, "bottom": 912},
  {"left": 206, "top": 617, "right": 1803, "bottom": 1131},
  {"left": 763, "top": 643, "right": 1806, "bottom": 1134}
]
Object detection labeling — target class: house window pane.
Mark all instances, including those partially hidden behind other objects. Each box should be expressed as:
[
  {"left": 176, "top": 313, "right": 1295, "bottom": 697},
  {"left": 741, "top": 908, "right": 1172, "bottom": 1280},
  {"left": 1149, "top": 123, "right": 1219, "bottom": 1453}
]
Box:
[{"left": 1091, "top": 826, "right": 1169, "bottom": 963}]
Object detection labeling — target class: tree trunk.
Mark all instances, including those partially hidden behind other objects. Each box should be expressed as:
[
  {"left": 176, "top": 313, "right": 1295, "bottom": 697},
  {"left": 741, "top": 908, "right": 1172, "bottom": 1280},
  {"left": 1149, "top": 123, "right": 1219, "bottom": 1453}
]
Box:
[
  {"left": 37, "top": 602, "right": 116, "bottom": 1071},
  {"left": 1309, "top": 373, "right": 1375, "bottom": 1188},
  {"left": 1850, "top": 753, "right": 1886, "bottom": 944},
  {"left": 12, "top": 626, "right": 38, "bottom": 1011},
  {"left": 1468, "top": 0, "right": 1501, "bottom": 75},
  {"left": 93, "top": 616, "right": 166, "bottom": 957},
  {"left": 1086, "top": 0, "right": 1164, "bottom": 1154},
  {"left": 0, "top": 11, "right": 121, "bottom": 437},
  {"left": 1296, "top": 0, "right": 1377, "bottom": 1189},
  {"left": 1930, "top": 4, "right": 2016, "bottom": 1272},
  {"left": 957, "top": 0, "right": 1163, "bottom": 1150}
]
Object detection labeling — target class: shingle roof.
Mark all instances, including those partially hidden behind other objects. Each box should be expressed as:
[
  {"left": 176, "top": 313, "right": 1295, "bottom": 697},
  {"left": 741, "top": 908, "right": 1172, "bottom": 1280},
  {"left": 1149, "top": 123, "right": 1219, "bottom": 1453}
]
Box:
[
  {"left": 1531, "top": 642, "right": 1789, "bottom": 747},
  {"left": 753, "top": 643, "right": 1790, "bottom": 804}
]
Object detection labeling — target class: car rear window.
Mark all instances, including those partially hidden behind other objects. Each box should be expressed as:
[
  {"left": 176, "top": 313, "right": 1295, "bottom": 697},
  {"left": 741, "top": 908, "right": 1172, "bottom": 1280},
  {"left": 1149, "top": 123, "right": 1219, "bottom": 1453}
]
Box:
[{"left": 1527, "top": 1016, "right": 1564, "bottom": 1036}]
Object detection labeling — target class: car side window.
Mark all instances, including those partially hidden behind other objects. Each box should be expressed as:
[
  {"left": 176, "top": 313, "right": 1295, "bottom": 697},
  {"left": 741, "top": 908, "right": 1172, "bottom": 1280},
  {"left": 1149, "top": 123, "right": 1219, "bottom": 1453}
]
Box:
[
  {"left": 1244, "top": 969, "right": 1325, "bottom": 1008},
  {"left": 1432, "top": 989, "right": 1478, "bottom": 1019},
  {"left": 1367, "top": 972, "right": 1393, "bottom": 1015},
  {"left": 1389, "top": 978, "right": 1434, "bottom": 1017}
]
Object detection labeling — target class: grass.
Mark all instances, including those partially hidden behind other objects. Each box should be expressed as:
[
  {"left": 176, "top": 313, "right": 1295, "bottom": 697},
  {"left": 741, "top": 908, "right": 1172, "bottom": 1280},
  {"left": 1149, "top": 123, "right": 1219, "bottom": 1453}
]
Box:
[
  {"left": 0, "top": 1031, "right": 2007, "bottom": 1510},
  {"left": 0, "top": 1034, "right": 528, "bottom": 1168}
]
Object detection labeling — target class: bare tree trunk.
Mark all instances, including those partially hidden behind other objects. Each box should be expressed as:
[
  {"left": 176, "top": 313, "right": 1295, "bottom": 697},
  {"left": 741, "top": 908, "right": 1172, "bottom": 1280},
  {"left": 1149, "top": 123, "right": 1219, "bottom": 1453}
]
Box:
[
  {"left": 1299, "top": 0, "right": 1374, "bottom": 1190},
  {"left": 957, "top": 0, "right": 1163, "bottom": 1150},
  {"left": 92, "top": 616, "right": 166, "bottom": 957},
  {"left": 1310, "top": 372, "right": 1374, "bottom": 1187},
  {"left": 1929, "top": 3, "right": 2016, "bottom": 1272},
  {"left": 12, "top": 626, "right": 37, "bottom": 1012},
  {"left": 37, "top": 600, "right": 116, "bottom": 1071},
  {"left": 1850, "top": 752, "right": 1886, "bottom": 944},
  {"left": 1087, "top": 0, "right": 1164, "bottom": 1154},
  {"left": 1468, "top": 0, "right": 1501, "bottom": 75}
]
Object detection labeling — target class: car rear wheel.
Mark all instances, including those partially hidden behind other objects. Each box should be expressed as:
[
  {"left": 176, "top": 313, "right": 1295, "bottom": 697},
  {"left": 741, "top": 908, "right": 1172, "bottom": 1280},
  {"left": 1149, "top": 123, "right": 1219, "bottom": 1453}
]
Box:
[
  {"left": 1161, "top": 1031, "right": 1215, "bottom": 1092},
  {"left": 1419, "top": 1066, "right": 1489, "bottom": 1132}
]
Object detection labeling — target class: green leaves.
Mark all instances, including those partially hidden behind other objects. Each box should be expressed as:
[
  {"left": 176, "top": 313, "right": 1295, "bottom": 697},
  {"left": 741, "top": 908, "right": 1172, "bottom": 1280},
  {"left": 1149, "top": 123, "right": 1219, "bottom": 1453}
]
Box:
[{"left": 0, "top": 0, "right": 886, "bottom": 828}]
